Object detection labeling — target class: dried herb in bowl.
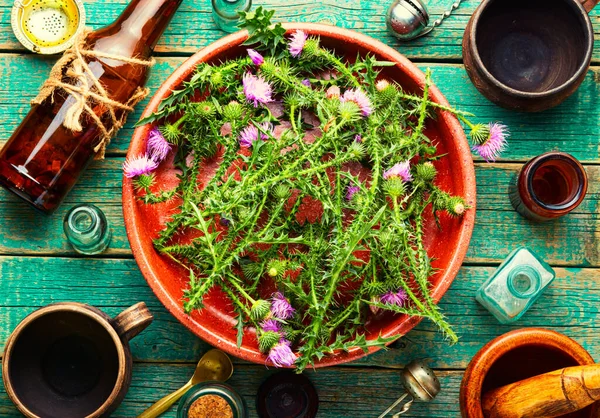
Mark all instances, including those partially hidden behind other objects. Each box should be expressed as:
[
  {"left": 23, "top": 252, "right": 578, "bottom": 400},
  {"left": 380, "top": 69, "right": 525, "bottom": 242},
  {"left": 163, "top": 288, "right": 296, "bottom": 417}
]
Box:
[{"left": 129, "top": 8, "right": 508, "bottom": 371}]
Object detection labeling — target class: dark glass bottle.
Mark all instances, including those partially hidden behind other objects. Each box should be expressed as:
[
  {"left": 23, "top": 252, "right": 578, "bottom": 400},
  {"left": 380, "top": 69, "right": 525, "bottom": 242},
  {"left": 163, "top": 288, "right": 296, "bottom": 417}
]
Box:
[
  {"left": 256, "top": 372, "right": 319, "bottom": 418},
  {"left": 509, "top": 152, "right": 588, "bottom": 221},
  {"left": 0, "top": 0, "right": 182, "bottom": 214}
]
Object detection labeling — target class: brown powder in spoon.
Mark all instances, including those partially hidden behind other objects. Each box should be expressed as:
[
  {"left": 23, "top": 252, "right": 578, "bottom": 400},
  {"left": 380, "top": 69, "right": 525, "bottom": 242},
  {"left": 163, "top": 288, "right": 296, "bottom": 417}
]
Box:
[{"left": 188, "top": 394, "right": 233, "bottom": 418}]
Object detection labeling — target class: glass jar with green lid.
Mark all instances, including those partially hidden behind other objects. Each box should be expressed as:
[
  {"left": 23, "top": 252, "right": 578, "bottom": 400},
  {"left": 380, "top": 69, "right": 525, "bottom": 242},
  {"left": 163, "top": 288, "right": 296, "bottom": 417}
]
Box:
[{"left": 177, "top": 382, "right": 247, "bottom": 418}]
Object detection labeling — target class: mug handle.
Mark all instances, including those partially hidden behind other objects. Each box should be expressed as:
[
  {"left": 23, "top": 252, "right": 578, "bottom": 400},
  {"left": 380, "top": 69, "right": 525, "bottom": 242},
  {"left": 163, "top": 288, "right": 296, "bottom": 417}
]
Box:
[
  {"left": 579, "top": 0, "right": 600, "bottom": 12},
  {"left": 112, "top": 302, "right": 154, "bottom": 341}
]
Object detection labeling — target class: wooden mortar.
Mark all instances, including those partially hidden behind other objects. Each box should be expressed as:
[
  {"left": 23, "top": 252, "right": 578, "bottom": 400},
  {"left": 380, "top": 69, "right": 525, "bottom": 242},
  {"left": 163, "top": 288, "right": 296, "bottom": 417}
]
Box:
[{"left": 459, "top": 328, "right": 599, "bottom": 418}]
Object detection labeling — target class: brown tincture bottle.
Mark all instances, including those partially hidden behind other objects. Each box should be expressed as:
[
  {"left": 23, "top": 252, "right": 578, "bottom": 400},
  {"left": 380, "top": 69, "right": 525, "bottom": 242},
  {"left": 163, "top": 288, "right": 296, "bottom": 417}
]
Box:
[
  {"left": 0, "top": 0, "right": 182, "bottom": 214},
  {"left": 509, "top": 152, "right": 588, "bottom": 222}
]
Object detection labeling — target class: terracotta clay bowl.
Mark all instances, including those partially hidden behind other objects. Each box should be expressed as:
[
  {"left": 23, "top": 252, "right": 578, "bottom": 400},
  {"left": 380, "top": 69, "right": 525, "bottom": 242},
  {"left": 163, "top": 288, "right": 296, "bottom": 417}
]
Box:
[
  {"left": 123, "top": 23, "right": 476, "bottom": 367},
  {"left": 460, "top": 328, "right": 599, "bottom": 418}
]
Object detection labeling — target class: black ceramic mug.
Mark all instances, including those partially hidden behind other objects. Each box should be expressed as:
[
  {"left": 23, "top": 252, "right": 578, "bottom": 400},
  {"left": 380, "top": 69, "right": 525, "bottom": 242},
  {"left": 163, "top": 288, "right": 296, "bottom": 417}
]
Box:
[
  {"left": 2, "top": 302, "right": 153, "bottom": 418},
  {"left": 463, "top": 0, "right": 599, "bottom": 112}
]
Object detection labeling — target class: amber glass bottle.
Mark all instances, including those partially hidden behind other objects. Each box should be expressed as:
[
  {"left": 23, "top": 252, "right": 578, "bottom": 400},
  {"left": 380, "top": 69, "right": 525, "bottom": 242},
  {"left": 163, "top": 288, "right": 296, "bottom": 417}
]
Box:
[
  {"left": 509, "top": 152, "right": 588, "bottom": 221},
  {"left": 0, "top": 0, "right": 182, "bottom": 214}
]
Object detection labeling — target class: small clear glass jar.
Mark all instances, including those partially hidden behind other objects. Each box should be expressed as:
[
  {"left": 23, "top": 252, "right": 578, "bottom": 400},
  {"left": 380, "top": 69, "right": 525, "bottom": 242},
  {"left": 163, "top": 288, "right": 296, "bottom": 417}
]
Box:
[
  {"left": 63, "top": 204, "right": 112, "bottom": 255},
  {"left": 177, "top": 382, "right": 248, "bottom": 418},
  {"left": 476, "top": 247, "right": 555, "bottom": 324},
  {"left": 211, "top": 0, "right": 251, "bottom": 33}
]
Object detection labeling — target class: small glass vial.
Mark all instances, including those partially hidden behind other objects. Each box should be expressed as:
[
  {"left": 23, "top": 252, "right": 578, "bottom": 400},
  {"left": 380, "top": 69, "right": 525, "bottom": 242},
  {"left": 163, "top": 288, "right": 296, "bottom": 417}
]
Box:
[
  {"left": 211, "top": 0, "right": 251, "bottom": 33},
  {"left": 177, "top": 382, "right": 247, "bottom": 418},
  {"left": 63, "top": 204, "right": 112, "bottom": 255},
  {"left": 256, "top": 372, "right": 319, "bottom": 418},
  {"left": 509, "top": 152, "right": 588, "bottom": 222},
  {"left": 476, "top": 247, "right": 555, "bottom": 324}
]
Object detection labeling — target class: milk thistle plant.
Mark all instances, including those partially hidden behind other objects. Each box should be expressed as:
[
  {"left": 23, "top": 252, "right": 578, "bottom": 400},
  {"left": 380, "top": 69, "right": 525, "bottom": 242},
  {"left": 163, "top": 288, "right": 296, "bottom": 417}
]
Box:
[{"left": 130, "top": 8, "right": 508, "bottom": 370}]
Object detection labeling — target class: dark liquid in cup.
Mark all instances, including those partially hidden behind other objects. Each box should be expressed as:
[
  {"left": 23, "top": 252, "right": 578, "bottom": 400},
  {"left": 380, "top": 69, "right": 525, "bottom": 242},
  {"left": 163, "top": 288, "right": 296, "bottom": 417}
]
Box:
[
  {"left": 8, "top": 311, "right": 119, "bottom": 418},
  {"left": 531, "top": 159, "right": 581, "bottom": 208},
  {"left": 42, "top": 335, "right": 103, "bottom": 397}
]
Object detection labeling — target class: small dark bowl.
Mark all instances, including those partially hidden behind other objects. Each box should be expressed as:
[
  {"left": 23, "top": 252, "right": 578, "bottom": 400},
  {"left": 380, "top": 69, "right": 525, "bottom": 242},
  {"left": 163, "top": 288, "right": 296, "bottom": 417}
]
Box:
[{"left": 463, "top": 0, "right": 597, "bottom": 112}]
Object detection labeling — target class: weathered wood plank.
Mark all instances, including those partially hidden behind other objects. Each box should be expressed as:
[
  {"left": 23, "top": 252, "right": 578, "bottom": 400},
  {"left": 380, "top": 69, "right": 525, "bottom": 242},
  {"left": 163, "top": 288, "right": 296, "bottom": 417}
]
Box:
[
  {"left": 1, "top": 54, "right": 599, "bottom": 161},
  {"left": 0, "top": 0, "right": 599, "bottom": 62},
  {"left": 1, "top": 256, "right": 599, "bottom": 370},
  {"left": 1, "top": 161, "right": 598, "bottom": 266},
  {"left": 0, "top": 363, "right": 463, "bottom": 417}
]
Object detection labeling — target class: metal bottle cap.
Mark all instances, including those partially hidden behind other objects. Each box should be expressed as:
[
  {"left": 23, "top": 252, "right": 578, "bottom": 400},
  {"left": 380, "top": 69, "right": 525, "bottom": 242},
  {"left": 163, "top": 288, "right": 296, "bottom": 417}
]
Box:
[{"left": 11, "top": 0, "right": 86, "bottom": 55}]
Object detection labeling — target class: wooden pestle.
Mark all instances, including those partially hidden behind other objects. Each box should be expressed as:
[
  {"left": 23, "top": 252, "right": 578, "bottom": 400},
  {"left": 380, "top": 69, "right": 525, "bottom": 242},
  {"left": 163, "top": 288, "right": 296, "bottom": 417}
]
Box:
[{"left": 482, "top": 365, "right": 600, "bottom": 418}]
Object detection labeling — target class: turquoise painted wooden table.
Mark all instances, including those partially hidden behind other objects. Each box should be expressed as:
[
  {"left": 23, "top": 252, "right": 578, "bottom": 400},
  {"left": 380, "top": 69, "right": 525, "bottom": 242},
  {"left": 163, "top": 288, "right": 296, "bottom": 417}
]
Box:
[{"left": 1, "top": 1, "right": 599, "bottom": 416}]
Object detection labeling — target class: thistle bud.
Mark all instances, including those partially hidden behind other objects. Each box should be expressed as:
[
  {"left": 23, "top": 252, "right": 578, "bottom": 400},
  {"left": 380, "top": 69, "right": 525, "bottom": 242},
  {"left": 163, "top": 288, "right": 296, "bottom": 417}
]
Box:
[
  {"left": 302, "top": 38, "right": 320, "bottom": 57},
  {"left": 251, "top": 299, "right": 271, "bottom": 321},
  {"left": 415, "top": 161, "right": 437, "bottom": 182},
  {"left": 446, "top": 196, "right": 467, "bottom": 217},
  {"left": 338, "top": 101, "right": 360, "bottom": 122},
  {"left": 376, "top": 79, "right": 390, "bottom": 91},
  {"left": 194, "top": 101, "right": 216, "bottom": 119},
  {"left": 133, "top": 173, "right": 155, "bottom": 191},
  {"left": 469, "top": 123, "right": 491, "bottom": 145},
  {"left": 326, "top": 85, "right": 341, "bottom": 99},
  {"left": 223, "top": 101, "right": 244, "bottom": 120},
  {"left": 376, "top": 80, "right": 398, "bottom": 105},
  {"left": 274, "top": 184, "right": 290, "bottom": 200},
  {"left": 159, "top": 123, "right": 182, "bottom": 145},
  {"left": 347, "top": 141, "right": 366, "bottom": 160},
  {"left": 210, "top": 70, "right": 224, "bottom": 87},
  {"left": 258, "top": 331, "right": 281, "bottom": 353},
  {"left": 384, "top": 177, "right": 406, "bottom": 198}
]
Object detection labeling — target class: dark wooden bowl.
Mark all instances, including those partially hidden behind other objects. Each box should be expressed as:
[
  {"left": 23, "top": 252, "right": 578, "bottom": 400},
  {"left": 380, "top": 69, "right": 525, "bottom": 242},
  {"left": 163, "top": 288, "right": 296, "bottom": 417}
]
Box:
[
  {"left": 2, "top": 302, "right": 152, "bottom": 418},
  {"left": 463, "top": 0, "right": 597, "bottom": 112},
  {"left": 123, "top": 23, "right": 477, "bottom": 367},
  {"left": 460, "top": 328, "right": 599, "bottom": 418}
]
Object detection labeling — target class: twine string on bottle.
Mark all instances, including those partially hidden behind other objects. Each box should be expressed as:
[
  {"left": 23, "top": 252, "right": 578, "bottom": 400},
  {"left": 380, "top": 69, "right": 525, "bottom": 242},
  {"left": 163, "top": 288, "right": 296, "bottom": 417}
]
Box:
[{"left": 31, "top": 29, "right": 154, "bottom": 159}]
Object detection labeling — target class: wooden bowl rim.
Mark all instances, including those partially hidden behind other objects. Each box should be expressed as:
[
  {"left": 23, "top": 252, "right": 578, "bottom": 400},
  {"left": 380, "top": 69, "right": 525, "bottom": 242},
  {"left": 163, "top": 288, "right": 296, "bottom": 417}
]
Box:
[
  {"left": 466, "top": 0, "right": 594, "bottom": 98},
  {"left": 460, "top": 328, "right": 595, "bottom": 418},
  {"left": 123, "top": 23, "right": 477, "bottom": 367},
  {"left": 1, "top": 303, "right": 128, "bottom": 418}
]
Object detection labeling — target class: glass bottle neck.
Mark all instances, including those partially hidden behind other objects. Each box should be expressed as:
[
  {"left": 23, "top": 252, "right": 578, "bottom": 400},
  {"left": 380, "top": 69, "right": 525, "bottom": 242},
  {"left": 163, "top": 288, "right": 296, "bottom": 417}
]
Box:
[{"left": 92, "top": 0, "right": 183, "bottom": 59}]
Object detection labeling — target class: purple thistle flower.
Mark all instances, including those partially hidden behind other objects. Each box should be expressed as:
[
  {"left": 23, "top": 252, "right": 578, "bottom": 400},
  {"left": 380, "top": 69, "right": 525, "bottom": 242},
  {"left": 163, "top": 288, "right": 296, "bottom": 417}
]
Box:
[
  {"left": 472, "top": 123, "right": 508, "bottom": 162},
  {"left": 261, "top": 319, "right": 282, "bottom": 333},
  {"left": 271, "top": 292, "right": 295, "bottom": 320},
  {"left": 146, "top": 127, "right": 172, "bottom": 162},
  {"left": 340, "top": 89, "right": 373, "bottom": 117},
  {"left": 238, "top": 122, "right": 273, "bottom": 148},
  {"left": 123, "top": 154, "right": 159, "bottom": 179},
  {"left": 289, "top": 30, "right": 308, "bottom": 57},
  {"left": 267, "top": 339, "right": 296, "bottom": 367},
  {"left": 346, "top": 185, "right": 360, "bottom": 201},
  {"left": 301, "top": 78, "right": 311, "bottom": 87},
  {"left": 383, "top": 161, "right": 413, "bottom": 182},
  {"left": 247, "top": 49, "right": 264, "bottom": 66},
  {"left": 381, "top": 289, "right": 408, "bottom": 307},
  {"left": 354, "top": 134, "right": 363, "bottom": 143},
  {"left": 242, "top": 72, "right": 273, "bottom": 107}
]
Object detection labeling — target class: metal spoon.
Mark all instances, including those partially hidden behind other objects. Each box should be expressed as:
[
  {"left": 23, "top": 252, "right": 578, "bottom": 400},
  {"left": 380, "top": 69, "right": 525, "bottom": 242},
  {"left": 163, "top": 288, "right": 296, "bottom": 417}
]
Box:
[
  {"left": 137, "top": 349, "right": 234, "bottom": 418},
  {"left": 377, "top": 360, "right": 441, "bottom": 417}
]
